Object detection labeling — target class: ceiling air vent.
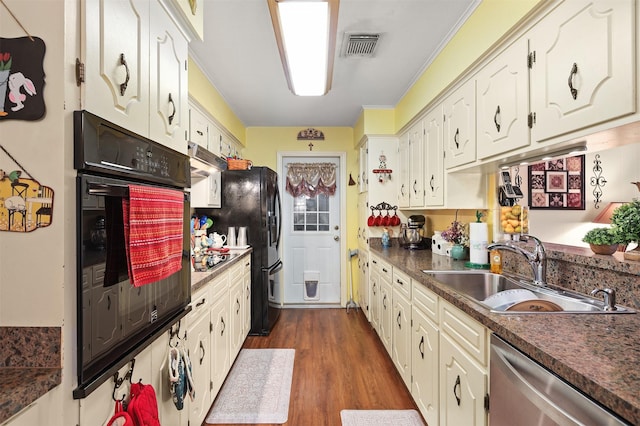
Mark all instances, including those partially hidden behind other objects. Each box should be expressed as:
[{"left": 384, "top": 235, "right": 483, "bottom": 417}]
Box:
[{"left": 341, "top": 33, "right": 381, "bottom": 58}]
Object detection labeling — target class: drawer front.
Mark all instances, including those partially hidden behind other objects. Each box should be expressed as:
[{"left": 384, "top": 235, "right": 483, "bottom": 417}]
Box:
[
  {"left": 190, "top": 285, "right": 212, "bottom": 318},
  {"left": 412, "top": 282, "right": 439, "bottom": 323},
  {"left": 376, "top": 259, "right": 393, "bottom": 283},
  {"left": 392, "top": 268, "right": 412, "bottom": 300},
  {"left": 440, "top": 300, "right": 488, "bottom": 366}
]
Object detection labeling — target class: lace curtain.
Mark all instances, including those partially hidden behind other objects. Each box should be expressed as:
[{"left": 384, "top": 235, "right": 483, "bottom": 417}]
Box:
[{"left": 285, "top": 163, "right": 337, "bottom": 197}]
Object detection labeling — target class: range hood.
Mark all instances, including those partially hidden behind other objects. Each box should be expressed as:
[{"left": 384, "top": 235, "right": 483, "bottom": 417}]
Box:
[{"left": 188, "top": 141, "right": 227, "bottom": 178}]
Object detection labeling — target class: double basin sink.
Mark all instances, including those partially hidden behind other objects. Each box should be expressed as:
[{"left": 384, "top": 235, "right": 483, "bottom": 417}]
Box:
[{"left": 422, "top": 270, "right": 634, "bottom": 314}]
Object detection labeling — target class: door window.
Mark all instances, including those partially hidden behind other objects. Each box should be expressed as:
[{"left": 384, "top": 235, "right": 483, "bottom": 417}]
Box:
[{"left": 293, "top": 194, "right": 330, "bottom": 232}]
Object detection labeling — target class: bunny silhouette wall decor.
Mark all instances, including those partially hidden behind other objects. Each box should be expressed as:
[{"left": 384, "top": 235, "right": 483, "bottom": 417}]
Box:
[{"left": 0, "top": 36, "right": 46, "bottom": 121}]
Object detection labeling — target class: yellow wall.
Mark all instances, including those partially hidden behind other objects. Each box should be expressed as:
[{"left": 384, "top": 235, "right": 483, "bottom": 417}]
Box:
[
  {"left": 188, "top": 58, "right": 246, "bottom": 145},
  {"left": 395, "top": 0, "right": 545, "bottom": 131}
]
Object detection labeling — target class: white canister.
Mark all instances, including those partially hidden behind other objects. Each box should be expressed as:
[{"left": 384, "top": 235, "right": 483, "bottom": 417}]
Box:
[
  {"left": 227, "top": 226, "right": 237, "bottom": 247},
  {"left": 237, "top": 227, "right": 248, "bottom": 246}
]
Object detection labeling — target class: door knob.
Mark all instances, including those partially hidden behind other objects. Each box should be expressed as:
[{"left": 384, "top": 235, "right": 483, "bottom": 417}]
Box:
[{"left": 334, "top": 235, "right": 340, "bottom": 241}]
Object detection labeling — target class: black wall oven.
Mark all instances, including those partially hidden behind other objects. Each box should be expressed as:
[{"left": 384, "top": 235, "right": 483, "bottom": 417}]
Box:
[{"left": 73, "top": 111, "right": 191, "bottom": 398}]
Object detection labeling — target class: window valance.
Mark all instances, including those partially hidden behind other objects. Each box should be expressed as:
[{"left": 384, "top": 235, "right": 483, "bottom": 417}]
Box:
[{"left": 285, "top": 162, "right": 337, "bottom": 197}]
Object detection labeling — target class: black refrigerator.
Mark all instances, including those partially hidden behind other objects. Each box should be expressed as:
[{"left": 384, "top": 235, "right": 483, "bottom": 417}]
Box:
[{"left": 213, "top": 167, "right": 282, "bottom": 335}]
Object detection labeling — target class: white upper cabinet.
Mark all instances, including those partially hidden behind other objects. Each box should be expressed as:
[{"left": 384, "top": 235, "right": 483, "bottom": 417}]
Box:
[
  {"left": 443, "top": 79, "right": 476, "bottom": 169},
  {"left": 397, "top": 133, "right": 410, "bottom": 208},
  {"left": 82, "top": 0, "right": 150, "bottom": 137},
  {"left": 148, "top": 4, "right": 189, "bottom": 154},
  {"left": 423, "top": 106, "right": 444, "bottom": 206},
  {"left": 529, "top": 0, "right": 635, "bottom": 143},
  {"left": 168, "top": 0, "right": 205, "bottom": 41},
  {"left": 82, "top": 0, "right": 188, "bottom": 153},
  {"left": 409, "top": 121, "right": 425, "bottom": 207},
  {"left": 189, "top": 104, "right": 209, "bottom": 148},
  {"left": 476, "top": 37, "right": 530, "bottom": 160}
]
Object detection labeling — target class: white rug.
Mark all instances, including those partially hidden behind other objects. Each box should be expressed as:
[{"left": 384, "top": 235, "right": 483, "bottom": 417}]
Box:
[
  {"left": 340, "top": 409, "right": 425, "bottom": 426},
  {"left": 206, "top": 348, "right": 295, "bottom": 424}
]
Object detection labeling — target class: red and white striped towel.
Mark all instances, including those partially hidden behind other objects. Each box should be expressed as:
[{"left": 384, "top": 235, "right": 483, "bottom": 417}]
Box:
[{"left": 123, "top": 185, "right": 184, "bottom": 287}]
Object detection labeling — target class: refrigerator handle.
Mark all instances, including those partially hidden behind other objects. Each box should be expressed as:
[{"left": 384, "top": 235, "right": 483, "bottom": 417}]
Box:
[{"left": 274, "top": 185, "right": 282, "bottom": 250}]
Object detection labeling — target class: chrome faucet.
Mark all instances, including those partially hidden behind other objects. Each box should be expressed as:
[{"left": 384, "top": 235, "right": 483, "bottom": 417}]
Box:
[
  {"left": 590, "top": 288, "right": 617, "bottom": 311},
  {"left": 487, "top": 234, "right": 547, "bottom": 286}
]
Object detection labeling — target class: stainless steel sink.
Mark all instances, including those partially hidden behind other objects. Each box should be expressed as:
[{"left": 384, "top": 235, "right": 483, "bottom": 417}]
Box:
[{"left": 422, "top": 270, "right": 634, "bottom": 314}]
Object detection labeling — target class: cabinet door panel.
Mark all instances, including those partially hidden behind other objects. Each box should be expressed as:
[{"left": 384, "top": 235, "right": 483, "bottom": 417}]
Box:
[
  {"left": 392, "top": 290, "right": 411, "bottom": 388},
  {"left": 187, "top": 311, "right": 212, "bottom": 425},
  {"left": 424, "top": 107, "right": 444, "bottom": 206},
  {"left": 409, "top": 123, "right": 425, "bottom": 207},
  {"left": 211, "top": 294, "right": 230, "bottom": 396},
  {"left": 530, "top": 0, "right": 635, "bottom": 142},
  {"left": 440, "top": 333, "right": 487, "bottom": 426},
  {"left": 82, "top": 0, "right": 150, "bottom": 136},
  {"left": 411, "top": 307, "right": 439, "bottom": 426},
  {"left": 476, "top": 38, "right": 529, "bottom": 159},
  {"left": 149, "top": 3, "right": 188, "bottom": 153},
  {"left": 397, "top": 134, "right": 410, "bottom": 208},
  {"left": 443, "top": 79, "right": 476, "bottom": 168}
]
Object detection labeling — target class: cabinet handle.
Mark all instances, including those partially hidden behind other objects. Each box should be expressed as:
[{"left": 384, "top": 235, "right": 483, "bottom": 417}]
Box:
[
  {"left": 396, "top": 311, "right": 401, "bottom": 329},
  {"left": 168, "top": 93, "right": 176, "bottom": 125},
  {"left": 382, "top": 268, "right": 388, "bottom": 273},
  {"left": 494, "top": 105, "right": 501, "bottom": 132},
  {"left": 568, "top": 62, "right": 578, "bottom": 100},
  {"left": 236, "top": 298, "right": 240, "bottom": 314},
  {"left": 199, "top": 341, "right": 205, "bottom": 365},
  {"left": 413, "top": 180, "right": 418, "bottom": 195},
  {"left": 119, "top": 53, "right": 130, "bottom": 96},
  {"left": 196, "top": 298, "right": 206, "bottom": 307},
  {"left": 372, "top": 283, "right": 376, "bottom": 295},
  {"left": 419, "top": 336, "right": 425, "bottom": 359},
  {"left": 196, "top": 130, "right": 204, "bottom": 136},
  {"left": 396, "top": 279, "right": 403, "bottom": 286},
  {"left": 383, "top": 294, "right": 387, "bottom": 309},
  {"left": 400, "top": 183, "right": 405, "bottom": 197},
  {"left": 220, "top": 317, "right": 225, "bottom": 335},
  {"left": 430, "top": 174, "right": 435, "bottom": 191},
  {"left": 454, "top": 375, "right": 462, "bottom": 406},
  {"left": 454, "top": 128, "right": 460, "bottom": 149},
  {"left": 107, "top": 295, "right": 111, "bottom": 310}
]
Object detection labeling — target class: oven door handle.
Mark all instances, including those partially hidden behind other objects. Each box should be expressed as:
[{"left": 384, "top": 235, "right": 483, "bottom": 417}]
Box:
[
  {"left": 88, "top": 182, "right": 189, "bottom": 201},
  {"left": 88, "top": 182, "right": 130, "bottom": 197},
  {"left": 263, "top": 259, "right": 283, "bottom": 275}
]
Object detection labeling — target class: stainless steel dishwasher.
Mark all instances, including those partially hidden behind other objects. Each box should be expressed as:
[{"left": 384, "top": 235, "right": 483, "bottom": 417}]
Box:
[{"left": 490, "top": 334, "right": 630, "bottom": 426}]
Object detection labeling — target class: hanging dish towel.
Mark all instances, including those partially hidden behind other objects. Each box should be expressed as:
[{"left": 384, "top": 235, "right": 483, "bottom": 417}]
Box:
[{"left": 123, "top": 185, "right": 184, "bottom": 287}]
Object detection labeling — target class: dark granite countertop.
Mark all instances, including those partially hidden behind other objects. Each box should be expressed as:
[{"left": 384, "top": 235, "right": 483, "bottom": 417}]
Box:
[
  {"left": 0, "top": 327, "right": 62, "bottom": 424},
  {"left": 370, "top": 242, "right": 640, "bottom": 425},
  {"left": 191, "top": 248, "right": 252, "bottom": 293}
]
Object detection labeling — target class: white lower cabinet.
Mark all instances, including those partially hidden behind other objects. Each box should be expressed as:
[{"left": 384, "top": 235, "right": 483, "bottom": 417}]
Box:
[
  {"left": 411, "top": 303, "right": 439, "bottom": 426},
  {"left": 392, "top": 287, "right": 411, "bottom": 387},
  {"left": 187, "top": 284, "right": 214, "bottom": 425},
  {"left": 229, "top": 262, "right": 245, "bottom": 359},
  {"left": 439, "top": 333, "right": 487, "bottom": 426}
]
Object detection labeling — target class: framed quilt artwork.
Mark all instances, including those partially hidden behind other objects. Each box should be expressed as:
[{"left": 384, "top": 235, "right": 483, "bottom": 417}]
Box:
[{"left": 528, "top": 155, "right": 585, "bottom": 210}]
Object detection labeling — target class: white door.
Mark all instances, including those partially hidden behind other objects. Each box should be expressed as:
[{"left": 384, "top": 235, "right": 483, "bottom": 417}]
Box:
[{"left": 282, "top": 156, "right": 341, "bottom": 305}]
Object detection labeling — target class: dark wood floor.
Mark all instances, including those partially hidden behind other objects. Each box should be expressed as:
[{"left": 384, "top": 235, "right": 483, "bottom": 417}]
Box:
[{"left": 205, "top": 308, "right": 421, "bottom": 426}]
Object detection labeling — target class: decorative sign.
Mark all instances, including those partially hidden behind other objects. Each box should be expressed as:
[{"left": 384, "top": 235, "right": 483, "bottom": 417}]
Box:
[
  {"left": 0, "top": 36, "right": 46, "bottom": 121},
  {"left": 528, "top": 155, "right": 585, "bottom": 210},
  {"left": 297, "top": 128, "right": 325, "bottom": 140},
  {"left": 0, "top": 144, "right": 54, "bottom": 232}
]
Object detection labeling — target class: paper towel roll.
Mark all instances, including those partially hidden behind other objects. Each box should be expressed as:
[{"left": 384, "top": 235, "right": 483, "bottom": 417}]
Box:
[{"left": 469, "top": 222, "right": 489, "bottom": 265}]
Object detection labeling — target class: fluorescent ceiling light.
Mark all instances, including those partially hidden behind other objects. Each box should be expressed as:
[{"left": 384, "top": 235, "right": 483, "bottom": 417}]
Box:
[{"left": 268, "top": 0, "right": 339, "bottom": 96}]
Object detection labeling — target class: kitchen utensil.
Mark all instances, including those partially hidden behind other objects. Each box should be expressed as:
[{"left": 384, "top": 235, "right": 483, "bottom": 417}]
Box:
[
  {"left": 227, "top": 226, "right": 237, "bottom": 247},
  {"left": 205, "top": 218, "right": 214, "bottom": 229},
  {"left": 199, "top": 215, "right": 208, "bottom": 228},
  {"left": 373, "top": 212, "right": 383, "bottom": 227},
  {"left": 381, "top": 210, "right": 390, "bottom": 226},
  {"left": 237, "top": 227, "right": 248, "bottom": 246}
]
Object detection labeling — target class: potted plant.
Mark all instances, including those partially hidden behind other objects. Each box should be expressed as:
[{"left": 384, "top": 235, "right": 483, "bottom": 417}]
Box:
[
  {"left": 441, "top": 218, "right": 469, "bottom": 260},
  {"left": 611, "top": 200, "right": 640, "bottom": 261},
  {"left": 582, "top": 227, "right": 621, "bottom": 255}
]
